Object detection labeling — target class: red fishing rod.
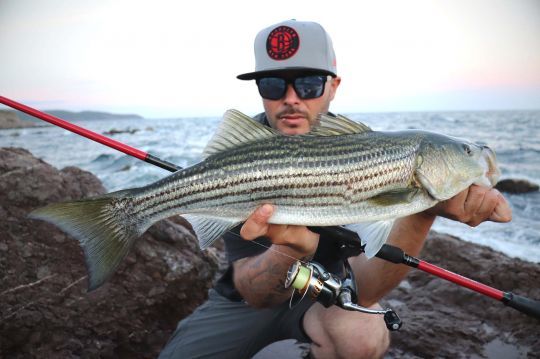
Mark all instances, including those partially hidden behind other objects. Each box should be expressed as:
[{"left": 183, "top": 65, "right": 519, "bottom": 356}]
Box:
[
  {"left": 0, "top": 96, "right": 181, "bottom": 173},
  {"left": 311, "top": 226, "right": 540, "bottom": 320},
  {"left": 2, "top": 95, "right": 539, "bottom": 320}
]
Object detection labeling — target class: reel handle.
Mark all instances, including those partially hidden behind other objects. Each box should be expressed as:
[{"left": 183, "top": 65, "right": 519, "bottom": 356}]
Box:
[{"left": 384, "top": 311, "right": 403, "bottom": 331}]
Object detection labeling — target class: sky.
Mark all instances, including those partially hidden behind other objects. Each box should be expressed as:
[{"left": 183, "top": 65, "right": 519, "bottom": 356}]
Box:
[{"left": 0, "top": 0, "right": 539, "bottom": 118}]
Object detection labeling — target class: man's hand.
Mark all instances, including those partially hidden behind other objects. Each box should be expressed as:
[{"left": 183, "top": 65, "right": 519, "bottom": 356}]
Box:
[
  {"left": 233, "top": 204, "right": 319, "bottom": 307},
  {"left": 425, "top": 185, "right": 512, "bottom": 226},
  {"left": 240, "top": 204, "right": 319, "bottom": 257}
]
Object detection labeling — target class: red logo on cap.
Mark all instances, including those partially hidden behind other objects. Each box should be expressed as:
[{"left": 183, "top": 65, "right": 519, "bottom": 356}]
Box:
[{"left": 266, "top": 26, "right": 299, "bottom": 60}]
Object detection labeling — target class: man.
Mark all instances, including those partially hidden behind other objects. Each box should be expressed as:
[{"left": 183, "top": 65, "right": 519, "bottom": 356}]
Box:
[{"left": 160, "top": 20, "right": 512, "bottom": 358}]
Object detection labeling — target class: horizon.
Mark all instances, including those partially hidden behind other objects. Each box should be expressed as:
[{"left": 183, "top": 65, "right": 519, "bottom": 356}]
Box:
[
  {"left": 6, "top": 106, "right": 540, "bottom": 122},
  {"left": 1, "top": 0, "right": 539, "bottom": 118}
]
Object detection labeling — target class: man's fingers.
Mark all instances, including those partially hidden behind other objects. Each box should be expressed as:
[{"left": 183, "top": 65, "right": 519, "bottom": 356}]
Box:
[
  {"left": 239, "top": 205, "right": 319, "bottom": 255},
  {"left": 489, "top": 193, "right": 512, "bottom": 223},
  {"left": 240, "top": 204, "right": 274, "bottom": 240},
  {"left": 465, "top": 186, "right": 495, "bottom": 226},
  {"left": 463, "top": 185, "right": 485, "bottom": 215},
  {"left": 426, "top": 185, "right": 512, "bottom": 227}
]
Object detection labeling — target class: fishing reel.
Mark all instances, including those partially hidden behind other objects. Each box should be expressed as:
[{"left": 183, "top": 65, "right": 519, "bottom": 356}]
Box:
[{"left": 285, "top": 260, "right": 402, "bottom": 331}]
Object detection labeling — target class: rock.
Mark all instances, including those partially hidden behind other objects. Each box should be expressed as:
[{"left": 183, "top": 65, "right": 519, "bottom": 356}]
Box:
[
  {"left": 0, "top": 147, "right": 218, "bottom": 358},
  {"left": 103, "top": 128, "right": 140, "bottom": 136},
  {"left": 0, "top": 110, "right": 37, "bottom": 129},
  {"left": 495, "top": 178, "right": 539, "bottom": 194}
]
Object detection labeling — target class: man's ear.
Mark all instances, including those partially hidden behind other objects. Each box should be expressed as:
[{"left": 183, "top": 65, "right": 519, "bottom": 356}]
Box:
[{"left": 328, "top": 76, "right": 341, "bottom": 101}]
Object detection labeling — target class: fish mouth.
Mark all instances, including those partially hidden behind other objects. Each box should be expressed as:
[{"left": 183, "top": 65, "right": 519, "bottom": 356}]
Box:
[{"left": 476, "top": 145, "right": 501, "bottom": 187}]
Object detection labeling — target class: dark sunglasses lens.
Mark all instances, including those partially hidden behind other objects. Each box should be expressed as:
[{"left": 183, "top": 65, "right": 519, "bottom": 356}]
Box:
[
  {"left": 257, "top": 78, "right": 286, "bottom": 100},
  {"left": 294, "top": 76, "right": 326, "bottom": 99}
]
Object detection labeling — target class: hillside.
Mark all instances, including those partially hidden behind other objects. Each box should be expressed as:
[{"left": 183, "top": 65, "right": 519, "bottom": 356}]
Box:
[
  {"left": 17, "top": 109, "right": 144, "bottom": 122},
  {"left": 0, "top": 109, "right": 144, "bottom": 129},
  {"left": 0, "top": 110, "right": 37, "bottom": 129}
]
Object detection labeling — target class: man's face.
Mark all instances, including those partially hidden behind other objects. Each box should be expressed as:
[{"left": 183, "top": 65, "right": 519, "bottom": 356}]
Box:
[{"left": 260, "top": 74, "right": 341, "bottom": 136}]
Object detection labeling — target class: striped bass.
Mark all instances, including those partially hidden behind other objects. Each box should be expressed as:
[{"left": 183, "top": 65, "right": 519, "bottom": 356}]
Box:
[{"left": 30, "top": 110, "right": 500, "bottom": 290}]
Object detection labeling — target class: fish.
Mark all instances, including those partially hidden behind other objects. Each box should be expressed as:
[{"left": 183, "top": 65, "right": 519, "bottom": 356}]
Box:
[{"left": 29, "top": 110, "right": 500, "bottom": 290}]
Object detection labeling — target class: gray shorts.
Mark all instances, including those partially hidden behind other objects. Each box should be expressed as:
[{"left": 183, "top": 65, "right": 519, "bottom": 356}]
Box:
[{"left": 158, "top": 289, "right": 314, "bottom": 359}]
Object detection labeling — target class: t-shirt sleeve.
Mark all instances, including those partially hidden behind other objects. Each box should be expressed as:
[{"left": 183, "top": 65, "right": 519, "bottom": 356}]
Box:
[{"left": 343, "top": 221, "right": 392, "bottom": 257}]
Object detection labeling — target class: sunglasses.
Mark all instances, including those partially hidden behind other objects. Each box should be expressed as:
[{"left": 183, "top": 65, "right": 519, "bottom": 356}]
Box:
[{"left": 256, "top": 75, "right": 328, "bottom": 100}]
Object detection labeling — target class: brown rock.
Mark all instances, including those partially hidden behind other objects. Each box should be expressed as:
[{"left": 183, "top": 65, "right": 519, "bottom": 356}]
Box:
[
  {"left": 0, "top": 147, "right": 218, "bottom": 358},
  {"left": 495, "top": 178, "right": 539, "bottom": 194}
]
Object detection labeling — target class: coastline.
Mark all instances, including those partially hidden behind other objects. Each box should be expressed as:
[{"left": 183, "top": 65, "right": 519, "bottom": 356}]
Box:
[
  {"left": 0, "top": 109, "right": 144, "bottom": 130},
  {"left": 1, "top": 147, "right": 538, "bottom": 358},
  {"left": 0, "top": 110, "right": 38, "bottom": 129}
]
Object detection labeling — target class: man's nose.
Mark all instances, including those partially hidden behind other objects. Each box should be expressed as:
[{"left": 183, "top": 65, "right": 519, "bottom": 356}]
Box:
[{"left": 283, "top": 84, "right": 301, "bottom": 104}]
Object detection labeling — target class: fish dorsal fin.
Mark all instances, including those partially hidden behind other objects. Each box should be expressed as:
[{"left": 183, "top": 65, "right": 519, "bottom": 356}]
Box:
[
  {"left": 309, "top": 114, "right": 372, "bottom": 136},
  {"left": 203, "top": 109, "right": 279, "bottom": 158}
]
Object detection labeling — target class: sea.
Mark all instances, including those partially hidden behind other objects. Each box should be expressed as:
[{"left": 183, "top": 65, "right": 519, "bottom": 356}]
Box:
[{"left": 1, "top": 110, "right": 539, "bottom": 263}]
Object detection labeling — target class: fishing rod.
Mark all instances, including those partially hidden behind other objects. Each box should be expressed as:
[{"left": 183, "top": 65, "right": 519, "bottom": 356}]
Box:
[
  {"left": 0, "top": 96, "right": 181, "bottom": 172},
  {"left": 2, "top": 95, "right": 539, "bottom": 320},
  {"left": 309, "top": 227, "right": 540, "bottom": 320}
]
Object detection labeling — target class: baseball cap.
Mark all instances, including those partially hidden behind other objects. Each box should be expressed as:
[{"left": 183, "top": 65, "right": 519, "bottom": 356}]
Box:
[{"left": 237, "top": 19, "right": 337, "bottom": 80}]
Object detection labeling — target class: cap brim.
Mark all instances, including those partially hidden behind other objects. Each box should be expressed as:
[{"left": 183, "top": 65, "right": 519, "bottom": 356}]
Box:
[{"left": 237, "top": 67, "right": 336, "bottom": 80}]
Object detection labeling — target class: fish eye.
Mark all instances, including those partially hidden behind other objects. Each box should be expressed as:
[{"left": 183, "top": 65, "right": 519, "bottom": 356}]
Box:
[{"left": 462, "top": 144, "right": 473, "bottom": 156}]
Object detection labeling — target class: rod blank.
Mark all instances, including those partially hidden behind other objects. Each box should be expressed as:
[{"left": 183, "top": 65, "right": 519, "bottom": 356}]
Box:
[{"left": 0, "top": 96, "right": 181, "bottom": 172}]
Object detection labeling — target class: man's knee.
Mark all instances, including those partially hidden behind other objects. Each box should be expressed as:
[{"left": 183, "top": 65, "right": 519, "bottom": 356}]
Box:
[
  {"left": 336, "top": 318, "right": 389, "bottom": 358},
  {"left": 306, "top": 303, "right": 390, "bottom": 358},
  {"left": 352, "top": 323, "right": 389, "bottom": 358}
]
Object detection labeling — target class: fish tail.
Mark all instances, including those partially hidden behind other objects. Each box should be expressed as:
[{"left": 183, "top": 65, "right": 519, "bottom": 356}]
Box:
[{"left": 29, "top": 189, "right": 141, "bottom": 291}]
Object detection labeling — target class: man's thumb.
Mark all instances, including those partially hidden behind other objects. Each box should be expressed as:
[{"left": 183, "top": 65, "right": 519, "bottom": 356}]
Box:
[{"left": 240, "top": 204, "right": 274, "bottom": 240}]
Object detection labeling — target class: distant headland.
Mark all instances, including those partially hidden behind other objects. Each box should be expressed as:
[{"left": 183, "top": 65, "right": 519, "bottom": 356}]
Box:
[{"left": 0, "top": 109, "right": 144, "bottom": 129}]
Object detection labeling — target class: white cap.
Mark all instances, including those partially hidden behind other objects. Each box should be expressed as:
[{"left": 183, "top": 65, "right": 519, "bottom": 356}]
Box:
[{"left": 237, "top": 19, "right": 337, "bottom": 80}]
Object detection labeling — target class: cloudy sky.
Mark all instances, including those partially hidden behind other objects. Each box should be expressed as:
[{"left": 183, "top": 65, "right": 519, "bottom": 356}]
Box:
[{"left": 1, "top": 0, "right": 539, "bottom": 118}]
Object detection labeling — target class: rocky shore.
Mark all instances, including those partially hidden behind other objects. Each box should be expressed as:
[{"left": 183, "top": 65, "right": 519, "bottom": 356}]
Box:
[
  {"left": 0, "top": 148, "right": 219, "bottom": 358},
  {"left": 0, "top": 110, "right": 38, "bottom": 129},
  {"left": 1, "top": 147, "right": 538, "bottom": 358}
]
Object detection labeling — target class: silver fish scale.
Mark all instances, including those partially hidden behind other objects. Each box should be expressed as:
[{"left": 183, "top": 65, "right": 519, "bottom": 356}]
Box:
[{"left": 130, "top": 132, "right": 423, "bottom": 225}]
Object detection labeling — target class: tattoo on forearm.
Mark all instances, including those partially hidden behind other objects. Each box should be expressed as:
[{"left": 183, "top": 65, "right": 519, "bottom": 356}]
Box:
[{"left": 241, "top": 252, "right": 313, "bottom": 306}]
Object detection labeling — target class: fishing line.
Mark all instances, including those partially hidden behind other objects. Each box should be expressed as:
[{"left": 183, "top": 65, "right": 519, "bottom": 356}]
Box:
[
  {"left": 228, "top": 230, "right": 310, "bottom": 265},
  {"left": 250, "top": 239, "right": 311, "bottom": 265}
]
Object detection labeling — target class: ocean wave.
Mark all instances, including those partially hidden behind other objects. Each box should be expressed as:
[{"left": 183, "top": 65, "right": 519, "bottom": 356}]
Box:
[{"left": 91, "top": 153, "right": 115, "bottom": 163}]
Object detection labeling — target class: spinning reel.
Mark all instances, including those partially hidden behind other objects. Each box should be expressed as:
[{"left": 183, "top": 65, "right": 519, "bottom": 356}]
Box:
[{"left": 285, "top": 260, "right": 402, "bottom": 331}]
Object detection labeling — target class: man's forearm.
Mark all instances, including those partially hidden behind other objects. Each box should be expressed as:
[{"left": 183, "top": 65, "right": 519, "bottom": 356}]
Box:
[
  {"left": 351, "top": 212, "right": 436, "bottom": 306},
  {"left": 233, "top": 244, "right": 314, "bottom": 308}
]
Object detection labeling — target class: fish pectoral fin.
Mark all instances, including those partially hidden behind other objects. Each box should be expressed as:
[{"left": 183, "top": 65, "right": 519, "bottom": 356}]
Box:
[
  {"left": 203, "top": 110, "right": 279, "bottom": 158},
  {"left": 368, "top": 188, "right": 420, "bottom": 206},
  {"left": 345, "top": 220, "right": 395, "bottom": 258},
  {"left": 182, "top": 214, "right": 241, "bottom": 249}
]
